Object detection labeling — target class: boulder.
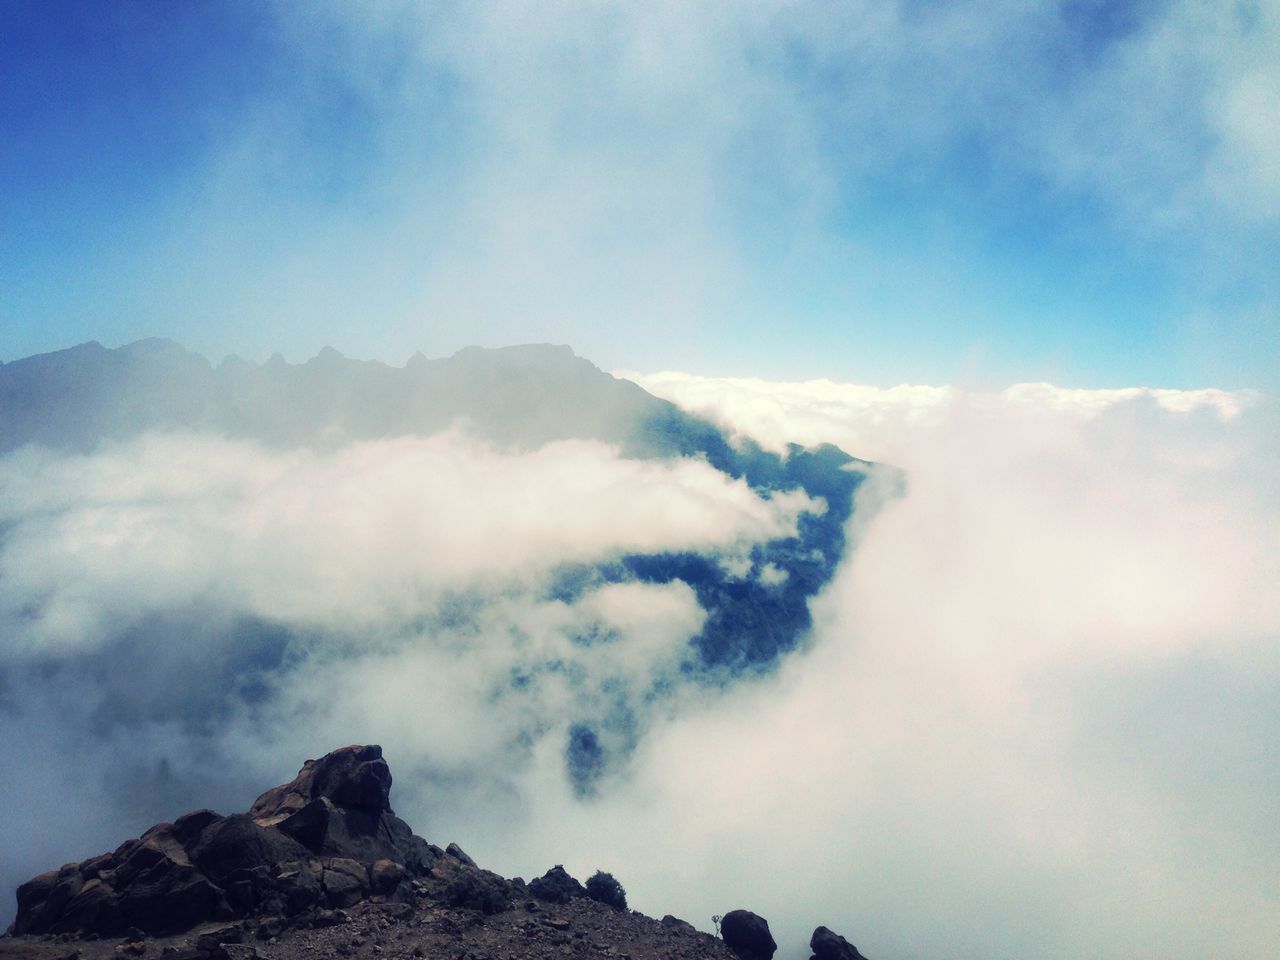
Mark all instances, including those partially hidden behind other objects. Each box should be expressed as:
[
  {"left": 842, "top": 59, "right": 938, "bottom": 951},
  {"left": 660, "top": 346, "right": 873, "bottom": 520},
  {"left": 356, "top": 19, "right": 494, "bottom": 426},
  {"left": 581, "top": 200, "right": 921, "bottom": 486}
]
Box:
[
  {"left": 319, "top": 858, "right": 370, "bottom": 908},
  {"left": 369, "top": 858, "right": 407, "bottom": 894},
  {"left": 49, "top": 877, "right": 119, "bottom": 934},
  {"left": 810, "top": 926, "right": 869, "bottom": 960},
  {"left": 12, "top": 867, "right": 81, "bottom": 935},
  {"left": 114, "top": 864, "right": 227, "bottom": 933},
  {"left": 249, "top": 745, "right": 391, "bottom": 824},
  {"left": 444, "top": 869, "right": 514, "bottom": 915},
  {"left": 272, "top": 859, "right": 323, "bottom": 915},
  {"left": 188, "top": 816, "right": 309, "bottom": 883},
  {"left": 251, "top": 749, "right": 428, "bottom": 866},
  {"left": 721, "top": 909, "right": 777, "bottom": 960},
  {"left": 445, "top": 842, "right": 476, "bottom": 867},
  {"left": 529, "top": 865, "right": 587, "bottom": 904}
]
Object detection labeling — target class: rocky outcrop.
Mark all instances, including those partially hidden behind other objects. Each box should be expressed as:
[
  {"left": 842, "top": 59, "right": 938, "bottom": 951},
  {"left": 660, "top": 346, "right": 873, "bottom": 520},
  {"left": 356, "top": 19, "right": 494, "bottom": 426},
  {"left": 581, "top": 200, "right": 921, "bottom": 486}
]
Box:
[
  {"left": 9, "top": 746, "right": 443, "bottom": 937},
  {"left": 721, "top": 909, "right": 777, "bottom": 960},
  {"left": 810, "top": 925, "right": 870, "bottom": 960},
  {"left": 528, "top": 865, "right": 587, "bottom": 904}
]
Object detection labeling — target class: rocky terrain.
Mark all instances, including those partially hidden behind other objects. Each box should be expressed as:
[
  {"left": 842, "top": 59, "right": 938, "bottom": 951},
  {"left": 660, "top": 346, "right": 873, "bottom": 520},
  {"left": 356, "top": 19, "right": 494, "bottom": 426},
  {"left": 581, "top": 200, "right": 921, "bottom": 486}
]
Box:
[{"left": 2, "top": 746, "right": 870, "bottom": 960}]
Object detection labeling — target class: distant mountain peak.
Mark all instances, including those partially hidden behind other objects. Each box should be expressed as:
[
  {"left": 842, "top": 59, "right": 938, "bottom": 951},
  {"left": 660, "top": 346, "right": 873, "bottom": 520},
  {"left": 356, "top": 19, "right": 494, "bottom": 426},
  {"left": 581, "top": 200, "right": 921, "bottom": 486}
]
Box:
[{"left": 309, "top": 345, "right": 347, "bottom": 364}]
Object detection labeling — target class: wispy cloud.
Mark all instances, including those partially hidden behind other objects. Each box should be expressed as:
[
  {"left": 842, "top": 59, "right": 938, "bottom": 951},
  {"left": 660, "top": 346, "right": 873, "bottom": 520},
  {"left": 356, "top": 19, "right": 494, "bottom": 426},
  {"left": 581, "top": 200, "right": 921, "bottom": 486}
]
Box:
[{"left": 6, "top": 1, "right": 1275, "bottom": 383}]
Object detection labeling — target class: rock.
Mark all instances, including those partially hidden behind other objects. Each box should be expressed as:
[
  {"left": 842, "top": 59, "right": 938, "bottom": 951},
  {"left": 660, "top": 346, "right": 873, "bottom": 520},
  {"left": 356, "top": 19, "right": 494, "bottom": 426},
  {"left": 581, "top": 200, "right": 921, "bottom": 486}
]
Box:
[
  {"left": 369, "top": 858, "right": 407, "bottom": 894},
  {"left": 170, "top": 811, "right": 223, "bottom": 847},
  {"left": 249, "top": 745, "right": 391, "bottom": 824},
  {"left": 320, "top": 858, "right": 370, "bottom": 908},
  {"left": 274, "top": 798, "right": 337, "bottom": 851},
  {"left": 115, "top": 867, "right": 227, "bottom": 934},
  {"left": 188, "top": 816, "right": 308, "bottom": 885},
  {"left": 54, "top": 878, "right": 121, "bottom": 935},
  {"left": 528, "top": 866, "right": 586, "bottom": 904},
  {"left": 721, "top": 910, "right": 777, "bottom": 960},
  {"left": 195, "top": 924, "right": 243, "bottom": 952},
  {"left": 444, "top": 870, "right": 514, "bottom": 914},
  {"left": 273, "top": 859, "right": 323, "bottom": 915},
  {"left": 445, "top": 843, "right": 476, "bottom": 867},
  {"left": 13, "top": 867, "right": 79, "bottom": 935},
  {"left": 809, "top": 926, "right": 868, "bottom": 960},
  {"left": 253, "top": 751, "right": 429, "bottom": 866}
]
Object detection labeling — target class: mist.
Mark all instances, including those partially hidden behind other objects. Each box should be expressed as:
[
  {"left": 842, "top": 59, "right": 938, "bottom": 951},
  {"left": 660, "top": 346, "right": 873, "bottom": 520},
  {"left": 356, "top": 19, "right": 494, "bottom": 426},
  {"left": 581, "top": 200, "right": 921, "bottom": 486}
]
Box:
[{"left": 2, "top": 357, "right": 1276, "bottom": 959}]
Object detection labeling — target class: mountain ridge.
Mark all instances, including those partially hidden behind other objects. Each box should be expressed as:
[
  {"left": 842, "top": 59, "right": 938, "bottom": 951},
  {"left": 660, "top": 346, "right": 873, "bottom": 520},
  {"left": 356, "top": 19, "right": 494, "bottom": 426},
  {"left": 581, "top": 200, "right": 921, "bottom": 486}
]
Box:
[{"left": 0, "top": 340, "right": 705, "bottom": 457}]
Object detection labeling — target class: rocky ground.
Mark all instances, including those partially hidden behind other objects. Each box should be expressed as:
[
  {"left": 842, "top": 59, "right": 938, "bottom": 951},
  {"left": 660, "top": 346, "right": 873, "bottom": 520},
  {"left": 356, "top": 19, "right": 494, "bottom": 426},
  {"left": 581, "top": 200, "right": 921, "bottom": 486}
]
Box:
[
  {"left": 0, "top": 875, "right": 731, "bottom": 960},
  {"left": 2, "top": 745, "right": 867, "bottom": 960}
]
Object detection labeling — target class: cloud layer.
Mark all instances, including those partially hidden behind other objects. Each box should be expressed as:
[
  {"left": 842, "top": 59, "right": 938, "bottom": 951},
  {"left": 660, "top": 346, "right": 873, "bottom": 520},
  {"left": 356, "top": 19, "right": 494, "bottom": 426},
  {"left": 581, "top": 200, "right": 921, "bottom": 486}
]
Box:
[
  {"left": 0, "top": 421, "right": 828, "bottom": 918},
  {"left": 2, "top": 375, "right": 1277, "bottom": 960}
]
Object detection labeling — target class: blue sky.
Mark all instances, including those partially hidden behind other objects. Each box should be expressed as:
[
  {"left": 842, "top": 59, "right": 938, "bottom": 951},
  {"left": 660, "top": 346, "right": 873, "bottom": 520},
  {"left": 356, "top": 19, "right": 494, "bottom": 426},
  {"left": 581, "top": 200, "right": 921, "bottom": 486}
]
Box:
[{"left": 2, "top": 0, "right": 1277, "bottom": 387}]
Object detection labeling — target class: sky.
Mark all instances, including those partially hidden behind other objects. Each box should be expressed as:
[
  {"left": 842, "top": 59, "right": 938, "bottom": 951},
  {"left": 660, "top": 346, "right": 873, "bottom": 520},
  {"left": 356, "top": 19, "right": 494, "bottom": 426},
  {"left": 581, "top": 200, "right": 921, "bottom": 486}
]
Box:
[
  {"left": 2, "top": 4, "right": 1279, "bottom": 959},
  {"left": 2, "top": 0, "right": 1278, "bottom": 387}
]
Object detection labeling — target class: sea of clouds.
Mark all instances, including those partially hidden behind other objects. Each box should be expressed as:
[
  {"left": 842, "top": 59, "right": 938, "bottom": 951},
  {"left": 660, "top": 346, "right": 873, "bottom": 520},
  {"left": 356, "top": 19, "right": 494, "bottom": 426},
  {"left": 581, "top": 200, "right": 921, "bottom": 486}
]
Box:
[{"left": 1, "top": 377, "right": 1277, "bottom": 960}]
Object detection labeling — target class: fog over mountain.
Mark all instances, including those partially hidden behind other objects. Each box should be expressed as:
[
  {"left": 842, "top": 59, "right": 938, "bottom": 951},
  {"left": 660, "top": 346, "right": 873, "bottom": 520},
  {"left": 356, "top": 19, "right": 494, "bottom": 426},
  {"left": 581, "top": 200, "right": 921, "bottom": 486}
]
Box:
[
  {"left": 2, "top": 342, "right": 1277, "bottom": 960},
  {"left": 0, "top": 340, "right": 871, "bottom": 926}
]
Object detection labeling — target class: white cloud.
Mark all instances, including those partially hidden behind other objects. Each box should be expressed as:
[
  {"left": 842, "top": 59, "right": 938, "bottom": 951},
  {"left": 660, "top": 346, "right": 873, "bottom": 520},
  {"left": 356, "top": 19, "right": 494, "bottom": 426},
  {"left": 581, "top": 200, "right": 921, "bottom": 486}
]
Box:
[
  {"left": 1, "top": 378, "right": 1276, "bottom": 960},
  {"left": 622, "top": 369, "right": 1260, "bottom": 460},
  {"left": 0, "top": 431, "right": 813, "bottom": 653},
  {"left": 451, "top": 375, "right": 1280, "bottom": 960}
]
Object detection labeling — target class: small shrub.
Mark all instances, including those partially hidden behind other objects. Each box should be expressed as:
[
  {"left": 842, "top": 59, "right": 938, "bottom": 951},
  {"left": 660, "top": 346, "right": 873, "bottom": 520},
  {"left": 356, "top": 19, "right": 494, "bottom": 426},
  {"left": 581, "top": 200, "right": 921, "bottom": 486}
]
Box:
[{"left": 585, "top": 871, "right": 627, "bottom": 911}]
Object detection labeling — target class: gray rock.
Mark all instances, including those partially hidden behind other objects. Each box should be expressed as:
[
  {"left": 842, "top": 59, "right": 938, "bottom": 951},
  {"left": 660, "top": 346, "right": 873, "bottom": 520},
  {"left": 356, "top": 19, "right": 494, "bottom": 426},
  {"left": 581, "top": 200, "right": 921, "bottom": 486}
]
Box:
[
  {"left": 319, "top": 859, "right": 370, "bottom": 908},
  {"left": 529, "top": 866, "right": 586, "bottom": 904},
  {"left": 445, "top": 843, "right": 476, "bottom": 867},
  {"left": 810, "top": 925, "right": 869, "bottom": 960},
  {"left": 369, "top": 859, "right": 407, "bottom": 894},
  {"left": 721, "top": 910, "right": 777, "bottom": 960}
]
